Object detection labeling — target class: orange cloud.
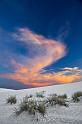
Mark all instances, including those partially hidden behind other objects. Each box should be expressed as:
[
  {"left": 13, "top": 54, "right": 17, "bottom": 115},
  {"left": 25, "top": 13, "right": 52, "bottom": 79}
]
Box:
[
  {"left": 53, "top": 74, "right": 81, "bottom": 84},
  {"left": 0, "top": 28, "right": 81, "bottom": 87},
  {"left": 0, "top": 65, "right": 81, "bottom": 87},
  {"left": 13, "top": 28, "right": 66, "bottom": 72}
]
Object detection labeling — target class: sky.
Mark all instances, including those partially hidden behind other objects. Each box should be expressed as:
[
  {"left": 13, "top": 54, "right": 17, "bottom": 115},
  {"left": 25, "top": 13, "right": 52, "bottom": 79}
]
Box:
[{"left": 0, "top": 0, "right": 82, "bottom": 89}]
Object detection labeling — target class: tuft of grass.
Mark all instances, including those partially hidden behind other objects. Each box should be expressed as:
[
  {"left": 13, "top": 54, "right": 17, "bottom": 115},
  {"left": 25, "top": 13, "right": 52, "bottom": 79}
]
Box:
[
  {"left": 7, "top": 96, "right": 17, "bottom": 104},
  {"left": 23, "top": 95, "right": 30, "bottom": 102},
  {"left": 48, "top": 94, "right": 58, "bottom": 106},
  {"left": 48, "top": 94, "right": 68, "bottom": 107},
  {"left": 37, "top": 102, "right": 46, "bottom": 117},
  {"left": 72, "top": 91, "right": 82, "bottom": 102},
  {"left": 58, "top": 94, "right": 67, "bottom": 99},
  {"left": 15, "top": 99, "right": 37, "bottom": 116},
  {"left": 73, "top": 91, "right": 82, "bottom": 97},
  {"left": 27, "top": 100, "right": 37, "bottom": 115},
  {"left": 36, "top": 91, "right": 44, "bottom": 98},
  {"left": 56, "top": 98, "right": 68, "bottom": 107},
  {"left": 15, "top": 98, "right": 46, "bottom": 118}
]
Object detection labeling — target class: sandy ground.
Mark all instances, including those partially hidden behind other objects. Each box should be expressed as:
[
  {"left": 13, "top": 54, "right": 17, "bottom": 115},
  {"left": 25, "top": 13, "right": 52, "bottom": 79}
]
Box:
[{"left": 0, "top": 82, "right": 82, "bottom": 124}]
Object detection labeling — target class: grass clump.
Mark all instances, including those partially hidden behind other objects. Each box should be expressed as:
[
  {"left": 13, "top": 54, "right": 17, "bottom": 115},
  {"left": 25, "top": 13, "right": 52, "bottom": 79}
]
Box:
[
  {"left": 27, "top": 100, "right": 37, "bottom": 115},
  {"left": 23, "top": 95, "right": 32, "bottom": 102},
  {"left": 72, "top": 91, "right": 82, "bottom": 102},
  {"left": 16, "top": 99, "right": 37, "bottom": 115},
  {"left": 15, "top": 97, "right": 46, "bottom": 118},
  {"left": 58, "top": 94, "right": 67, "bottom": 99},
  {"left": 37, "top": 102, "right": 46, "bottom": 117},
  {"left": 48, "top": 94, "right": 68, "bottom": 107},
  {"left": 7, "top": 96, "right": 17, "bottom": 104},
  {"left": 56, "top": 98, "right": 68, "bottom": 107},
  {"left": 48, "top": 94, "right": 58, "bottom": 106},
  {"left": 36, "top": 91, "right": 44, "bottom": 98}
]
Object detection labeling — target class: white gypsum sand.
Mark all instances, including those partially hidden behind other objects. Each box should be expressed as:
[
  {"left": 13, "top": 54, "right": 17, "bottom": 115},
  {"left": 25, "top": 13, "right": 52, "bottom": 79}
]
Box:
[{"left": 0, "top": 81, "right": 82, "bottom": 124}]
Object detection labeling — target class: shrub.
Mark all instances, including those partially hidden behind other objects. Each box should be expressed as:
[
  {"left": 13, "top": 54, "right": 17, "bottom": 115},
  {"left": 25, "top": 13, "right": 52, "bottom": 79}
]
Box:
[
  {"left": 72, "top": 96, "right": 80, "bottom": 102},
  {"left": 58, "top": 94, "right": 67, "bottom": 99},
  {"left": 22, "top": 95, "right": 33, "bottom": 103},
  {"left": 48, "top": 94, "right": 58, "bottom": 106},
  {"left": 15, "top": 98, "right": 47, "bottom": 118},
  {"left": 36, "top": 91, "right": 44, "bottom": 98},
  {"left": 7, "top": 96, "right": 17, "bottom": 104},
  {"left": 37, "top": 102, "right": 46, "bottom": 117},
  {"left": 56, "top": 98, "right": 68, "bottom": 107},
  {"left": 27, "top": 100, "right": 37, "bottom": 115},
  {"left": 73, "top": 91, "right": 82, "bottom": 97},
  {"left": 72, "top": 91, "right": 82, "bottom": 102},
  {"left": 15, "top": 99, "right": 37, "bottom": 115},
  {"left": 23, "top": 95, "right": 30, "bottom": 102},
  {"left": 48, "top": 94, "right": 68, "bottom": 107}
]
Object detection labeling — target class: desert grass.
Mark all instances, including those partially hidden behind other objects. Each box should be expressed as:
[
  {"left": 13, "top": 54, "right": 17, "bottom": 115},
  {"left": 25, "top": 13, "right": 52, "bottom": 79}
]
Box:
[
  {"left": 36, "top": 91, "right": 45, "bottom": 98},
  {"left": 7, "top": 96, "right": 17, "bottom": 104},
  {"left": 47, "top": 94, "right": 68, "bottom": 107},
  {"left": 72, "top": 91, "right": 82, "bottom": 102},
  {"left": 15, "top": 98, "right": 46, "bottom": 118}
]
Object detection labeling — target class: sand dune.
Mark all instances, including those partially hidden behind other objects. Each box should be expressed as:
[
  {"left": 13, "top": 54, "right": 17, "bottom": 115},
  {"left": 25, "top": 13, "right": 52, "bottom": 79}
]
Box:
[{"left": 0, "top": 82, "right": 82, "bottom": 124}]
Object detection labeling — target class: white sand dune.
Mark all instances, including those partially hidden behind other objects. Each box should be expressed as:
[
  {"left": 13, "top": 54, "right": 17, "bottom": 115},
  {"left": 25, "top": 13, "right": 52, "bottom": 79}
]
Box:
[{"left": 0, "top": 82, "right": 82, "bottom": 124}]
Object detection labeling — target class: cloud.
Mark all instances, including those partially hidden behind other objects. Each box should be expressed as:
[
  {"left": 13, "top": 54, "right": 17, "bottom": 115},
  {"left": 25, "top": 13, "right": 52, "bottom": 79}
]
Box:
[
  {"left": 0, "top": 28, "right": 81, "bottom": 87},
  {"left": 0, "top": 65, "right": 81, "bottom": 87},
  {"left": 13, "top": 28, "right": 66, "bottom": 72},
  {"left": 63, "top": 67, "right": 81, "bottom": 71}
]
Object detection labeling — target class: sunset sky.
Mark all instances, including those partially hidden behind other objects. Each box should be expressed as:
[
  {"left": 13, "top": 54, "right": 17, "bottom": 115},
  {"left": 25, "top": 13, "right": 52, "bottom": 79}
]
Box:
[{"left": 0, "top": 0, "right": 82, "bottom": 89}]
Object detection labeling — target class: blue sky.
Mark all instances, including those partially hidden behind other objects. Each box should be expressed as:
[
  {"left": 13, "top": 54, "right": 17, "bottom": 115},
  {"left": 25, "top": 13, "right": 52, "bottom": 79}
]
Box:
[{"left": 0, "top": 0, "right": 82, "bottom": 89}]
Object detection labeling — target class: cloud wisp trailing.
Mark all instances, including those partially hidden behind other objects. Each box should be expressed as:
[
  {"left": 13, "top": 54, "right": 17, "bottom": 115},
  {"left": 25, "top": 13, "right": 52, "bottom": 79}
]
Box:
[
  {"left": 13, "top": 28, "right": 66, "bottom": 72},
  {"left": 0, "top": 28, "right": 81, "bottom": 87}
]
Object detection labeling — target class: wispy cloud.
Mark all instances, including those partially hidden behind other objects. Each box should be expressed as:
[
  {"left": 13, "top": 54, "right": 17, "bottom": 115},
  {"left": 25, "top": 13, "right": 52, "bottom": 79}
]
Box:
[
  {"left": 13, "top": 28, "right": 66, "bottom": 72},
  {"left": 0, "top": 28, "right": 81, "bottom": 87}
]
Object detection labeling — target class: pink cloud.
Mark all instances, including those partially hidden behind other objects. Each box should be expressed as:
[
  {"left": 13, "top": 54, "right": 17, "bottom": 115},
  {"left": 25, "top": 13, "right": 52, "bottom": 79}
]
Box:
[{"left": 0, "top": 28, "right": 81, "bottom": 87}]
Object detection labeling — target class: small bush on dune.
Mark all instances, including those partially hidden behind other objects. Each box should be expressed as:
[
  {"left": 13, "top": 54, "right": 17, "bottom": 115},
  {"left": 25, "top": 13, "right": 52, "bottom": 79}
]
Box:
[
  {"left": 72, "top": 91, "right": 82, "bottom": 102},
  {"left": 48, "top": 94, "right": 58, "bottom": 106},
  {"left": 56, "top": 98, "right": 68, "bottom": 107},
  {"left": 36, "top": 91, "right": 44, "bottom": 98},
  {"left": 16, "top": 99, "right": 37, "bottom": 115},
  {"left": 72, "top": 96, "right": 80, "bottom": 102},
  {"left": 37, "top": 102, "right": 46, "bottom": 117},
  {"left": 74, "top": 91, "right": 82, "bottom": 97},
  {"left": 48, "top": 94, "right": 68, "bottom": 107},
  {"left": 27, "top": 100, "right": 37, "bottom": 115},
  {"left": 21, "top": 94, "right": 33, "bottom": 104},
  {"left": 58, "top": 94, "right": 67, "bottom": 99},
  {"left": 7, "top": 96, "right": 17, "bottom": 104},
  {"left": 23, "top": 95, "right": 30, "bottom": 102},
  {"left": 25, "top": 94, "right": 33, "bottom": 99},
  {"left": 19, "top": 101, "right": 28, "bottom": 111},
  {"left": 15, "top": 98, "right": 46, "bottom": 118}
]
